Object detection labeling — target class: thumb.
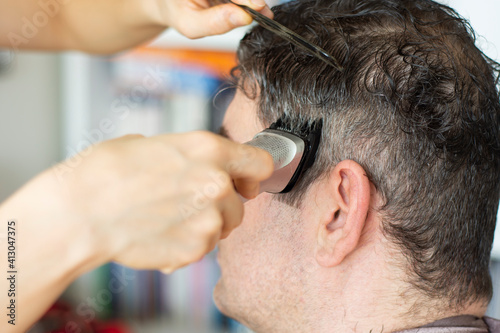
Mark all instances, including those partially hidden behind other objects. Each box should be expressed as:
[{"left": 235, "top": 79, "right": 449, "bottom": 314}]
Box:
[{"left": 184, "top": 4, "right": 253, "bottom": 38}]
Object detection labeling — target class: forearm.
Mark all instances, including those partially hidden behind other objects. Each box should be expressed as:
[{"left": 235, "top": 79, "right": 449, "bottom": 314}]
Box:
[
  {"left": 0, "top": 169, "right": 107, "bottom": 332},
  {"left": 0, "top": 0, "right": 166, "bottom": 54}
]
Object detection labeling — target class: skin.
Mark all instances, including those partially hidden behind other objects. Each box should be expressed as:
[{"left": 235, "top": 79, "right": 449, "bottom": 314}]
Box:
[
  {"left": 1, "top": 132, "right": 274, "bottom": 333},
  {"left": 214, "top": 89, "right": 488, "bottom": 333},
  {"left": 0, "top": 1, "right": 274, "bottom": 332},
  {"left": 0, "top": 0, "right": 273, "bottom": 53}
]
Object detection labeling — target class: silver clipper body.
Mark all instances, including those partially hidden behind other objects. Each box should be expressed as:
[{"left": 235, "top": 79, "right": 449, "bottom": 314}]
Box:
[
  {"left": 244, "top": 116, "right": 323, "bottom": 195},
  {"left": 245, "top": 129, "right": 305, "bottom": 193}
]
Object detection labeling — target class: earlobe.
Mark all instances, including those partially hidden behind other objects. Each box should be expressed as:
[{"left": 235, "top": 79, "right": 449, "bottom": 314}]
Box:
[{"left": 315, "top": 160, "right": 371, "bottom": 268}]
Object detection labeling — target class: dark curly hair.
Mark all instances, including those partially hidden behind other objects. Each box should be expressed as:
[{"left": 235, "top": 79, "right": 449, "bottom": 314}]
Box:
[{"left": 234, "top": 0, "right": 500, "bottom": 309}]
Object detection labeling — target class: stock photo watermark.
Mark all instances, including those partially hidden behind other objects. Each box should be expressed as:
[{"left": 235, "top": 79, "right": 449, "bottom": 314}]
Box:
[{"left": 5, "top": 220, "right": 17, "bottom": 326}]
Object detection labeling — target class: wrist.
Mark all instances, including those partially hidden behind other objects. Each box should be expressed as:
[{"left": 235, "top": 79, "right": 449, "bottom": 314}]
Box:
[
  {"left": 131, "top": 0, "right": 171, "bottom": 29},
  {"left": 0, "top": 168, "right": 111, "bottom": 331},
  {"left": 0, "top": 168, "right": 109, "bottom": 284}
]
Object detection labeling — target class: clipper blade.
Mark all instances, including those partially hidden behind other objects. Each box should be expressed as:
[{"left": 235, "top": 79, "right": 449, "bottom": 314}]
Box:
[{"left": 245, "top": 116, "right": 323, "bottom": 194}]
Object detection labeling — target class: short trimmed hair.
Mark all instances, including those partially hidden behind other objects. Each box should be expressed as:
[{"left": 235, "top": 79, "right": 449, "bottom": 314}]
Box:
[{"left": 234, "top": 0, "right": 500, "bottom": 308}]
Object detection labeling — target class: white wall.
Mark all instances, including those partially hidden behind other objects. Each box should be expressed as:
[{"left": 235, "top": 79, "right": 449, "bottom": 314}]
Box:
[{"left": 0, "top": 52, "right": 61, "bottom": 202}]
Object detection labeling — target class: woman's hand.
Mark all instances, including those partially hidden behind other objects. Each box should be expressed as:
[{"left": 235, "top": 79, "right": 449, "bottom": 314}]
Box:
[
  {"left": 1, "top": 131, "right": 273, "bottom": 332},
  {"left": 58, "top": 132, "right": 273, "bottom": 272},
  {"left": 0, "top": 0, "right": 273, "bottom": 53},
  {"left": 160, "top": 0, "right": 274, "bottom": 38}
]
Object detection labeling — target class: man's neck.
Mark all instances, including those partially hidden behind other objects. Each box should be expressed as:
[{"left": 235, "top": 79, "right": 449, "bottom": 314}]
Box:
[{"left": 303, "top": 245, "right": 488, "bottom": 333}]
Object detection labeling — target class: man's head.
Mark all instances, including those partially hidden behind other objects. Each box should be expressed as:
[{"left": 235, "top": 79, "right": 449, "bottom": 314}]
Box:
[{"left": 214, "top": 0, "right": 500, "bottom": 331}]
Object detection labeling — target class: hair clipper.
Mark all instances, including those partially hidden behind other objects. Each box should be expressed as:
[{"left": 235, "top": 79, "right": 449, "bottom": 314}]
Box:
[{"left": 244, "top": 116, "right": 323, "bottom": 195}]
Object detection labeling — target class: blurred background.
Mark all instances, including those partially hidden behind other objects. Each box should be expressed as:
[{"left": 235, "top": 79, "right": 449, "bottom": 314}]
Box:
[{"left": 0, "top": 0, "right": 499, "bottom": 332}]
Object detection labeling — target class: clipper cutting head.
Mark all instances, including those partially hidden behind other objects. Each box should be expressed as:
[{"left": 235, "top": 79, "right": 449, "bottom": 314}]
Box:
[{"left": 245, "top": 115, "right": 323, "bottom": 194}]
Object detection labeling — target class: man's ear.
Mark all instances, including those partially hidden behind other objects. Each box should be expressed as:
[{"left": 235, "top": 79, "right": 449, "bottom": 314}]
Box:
[{"left": 315, "top": 160, "right": 371, "bottom": 267}]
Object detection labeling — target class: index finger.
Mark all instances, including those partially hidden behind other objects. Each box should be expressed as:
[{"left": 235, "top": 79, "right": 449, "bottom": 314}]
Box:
[
  {"left": 197, "top": 132, "right": 274, "bottom": 198},
  {"left": 197, "top": 0, "right": 273, "bottom": 37},
  {"left": 166, "top": 131, "right": 274, "bottom": 183}
]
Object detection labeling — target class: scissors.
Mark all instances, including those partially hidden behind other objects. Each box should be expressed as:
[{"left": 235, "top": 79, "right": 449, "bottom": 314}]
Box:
[{"left": 228, "top": 0, "right": 344, "bottom": 71}]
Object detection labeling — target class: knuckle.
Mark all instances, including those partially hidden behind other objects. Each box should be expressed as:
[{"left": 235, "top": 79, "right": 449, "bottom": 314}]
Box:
[
  {"left": 175, "top": 20, "right": 201, "bottom": 40},
  {"left": 150, "top": 136, "right": 190, "bottom": 169},
  {"left": 175, "top": 247, "right": 198, "bottom": 268},
  {"left": 196, "top": 212, "right": 222, "bottom": 237},
  {"left": 190, "top": 130, "right": 214, "bottom": 143},
  {"left": 186, "top": 241, "right": 209, "bottom": 263},
  {"left": 195, "top": 131, "right": 224, "bottom": 154},
  {"left": 198, "top": 166, "right": 233, "bottom": 201},
  {"left": 214, "top": 182, "right": 233, "bottom": 201},
  {"left": 201, "top": 235, "right": 218, "bottom": 254},
  {"left": 162, "top": 144, "right": 188, "bottom": 168}
]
